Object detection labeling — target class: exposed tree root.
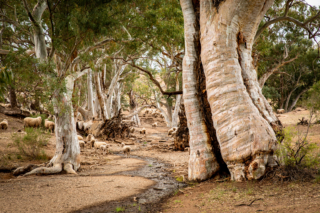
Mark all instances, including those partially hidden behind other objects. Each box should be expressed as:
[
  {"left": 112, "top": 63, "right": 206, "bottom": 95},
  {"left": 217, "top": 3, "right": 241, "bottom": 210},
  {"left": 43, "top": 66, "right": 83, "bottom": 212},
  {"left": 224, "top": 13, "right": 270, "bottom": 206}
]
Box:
[
  {"left": 13, "top": 164, "right": 39, "bottom": 176},
  {"left": 64, "top": 163, "right": 77, "bottom": 175},
  {"left": 23, "top": 163, "right": 62, "bottom": 176}
]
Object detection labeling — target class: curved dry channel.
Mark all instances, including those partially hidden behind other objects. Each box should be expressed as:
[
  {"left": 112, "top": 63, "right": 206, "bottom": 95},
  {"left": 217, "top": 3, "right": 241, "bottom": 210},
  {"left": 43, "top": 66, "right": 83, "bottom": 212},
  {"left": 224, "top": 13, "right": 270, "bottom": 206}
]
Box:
[{"left": 72, "top": 154, "right": 186, "bottom": 213}]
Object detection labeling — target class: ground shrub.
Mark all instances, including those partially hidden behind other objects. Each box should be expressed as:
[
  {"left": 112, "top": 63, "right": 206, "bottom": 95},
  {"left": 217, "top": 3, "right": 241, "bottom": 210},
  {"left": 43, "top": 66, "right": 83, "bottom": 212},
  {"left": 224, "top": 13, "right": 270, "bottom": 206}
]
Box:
[
  {"left": 269, "top": 125, "right": 320, "bottom": 182},
  {"left": 11, "top": 127, "right": 49, "bottom": 160},
  {"left": 276, "top": 126, "right": 320, "bottom": 169}
]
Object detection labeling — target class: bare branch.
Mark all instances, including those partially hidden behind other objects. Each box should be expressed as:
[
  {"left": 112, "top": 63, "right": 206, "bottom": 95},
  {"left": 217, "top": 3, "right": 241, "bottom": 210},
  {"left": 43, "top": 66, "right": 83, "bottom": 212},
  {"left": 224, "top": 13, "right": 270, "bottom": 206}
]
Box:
[
  {"left": 126, "top": 61, "right": 183, "bottom": 95},
  {"left": 255, "top": 7, "right": 320, "bottom": 42},
  {"left": 259, "top": 55, "right": 299, "bottom": 88},
  {"left": 22, "top": 0, "right": 39, "bottom": 28}
]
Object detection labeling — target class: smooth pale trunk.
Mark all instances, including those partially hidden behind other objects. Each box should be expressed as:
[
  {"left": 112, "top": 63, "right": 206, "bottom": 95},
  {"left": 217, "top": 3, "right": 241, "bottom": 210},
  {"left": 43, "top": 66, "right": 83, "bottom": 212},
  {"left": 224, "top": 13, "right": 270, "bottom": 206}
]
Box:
[
  {"left": 32, "top": 0, "right": 47, "bottom": 61},
  {"left": 25, "top": 73, "right": 85, "bottom": 176},
  {"left": 115, "top": 82, "right": 122, "bottom": 113},
  {"left": 94, "top": 72, "right": 108, "bottom": 121},
  {"left": 200, "top": 0, "right": 278, "bottom": 181},
  {"left": 49, "top": 78, "right": 80, "bottom": 172},
  {"left": 50, "top": 75, "right": 81, "bottom": 172},
  {"left": 106, "top": 64, "right": 126, "bottom": 118},
  {"left": 172, "top": 78, "right": 181, "bottom": 127},
  {"left": 181, "top": 0, "right": 219, "bottom": 181},
  {"left": 154, "top": 92, "right": 171, "bottom": 127},
  {"left": 78, "top": 106, "right": 91, "bottom": 121},
  {"left": 172, "top": 95, "right": 181, "bottom": 127},
  {"left": 87, "top": 69, "right": 95, "bottom": 119}
]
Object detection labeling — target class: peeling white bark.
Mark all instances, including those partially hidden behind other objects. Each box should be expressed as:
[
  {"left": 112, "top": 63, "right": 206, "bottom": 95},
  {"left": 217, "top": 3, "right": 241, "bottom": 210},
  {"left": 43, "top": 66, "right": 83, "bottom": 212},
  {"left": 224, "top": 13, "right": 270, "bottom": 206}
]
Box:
[
  {"left": 106, "top": 62, "right": 126, "bottom": 118},
  {"left": 181, "top": 0, "right": 219, "bottom": 181},
  {"left": 94, "top": 72, "right": 108, "bottom": 121},
  {"left": 87, "top": 69, "right": 95, "bottom": 119},
  {"left": 172, "top": 78, "right": 182, "bottom": 127},
  {"left": 199, "top": 0, "right": 278, "bottom": 181}
]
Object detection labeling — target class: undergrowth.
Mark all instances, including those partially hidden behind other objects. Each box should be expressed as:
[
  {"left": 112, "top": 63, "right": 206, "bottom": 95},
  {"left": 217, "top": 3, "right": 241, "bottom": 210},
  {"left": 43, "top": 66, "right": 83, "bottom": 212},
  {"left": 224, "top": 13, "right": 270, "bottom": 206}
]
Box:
[{"left": 11, "top": 127, "right": 49, "bottom": 160}]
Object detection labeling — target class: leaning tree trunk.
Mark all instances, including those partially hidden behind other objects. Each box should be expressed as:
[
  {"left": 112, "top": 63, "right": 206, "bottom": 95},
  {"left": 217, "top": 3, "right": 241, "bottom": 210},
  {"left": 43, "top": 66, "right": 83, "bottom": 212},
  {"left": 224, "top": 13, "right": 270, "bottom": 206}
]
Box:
[
  {"left": 181, "top": 0, "right": 220, "bottom": 181},
  {"left": 24, "top": 71, "right": 88, "bottom": 176},
  {"left": 198, "top": 0, "right": 281, "bottom": 181},
  {"left": 287, "top": 88, "right": 308, "bottom": 112}
]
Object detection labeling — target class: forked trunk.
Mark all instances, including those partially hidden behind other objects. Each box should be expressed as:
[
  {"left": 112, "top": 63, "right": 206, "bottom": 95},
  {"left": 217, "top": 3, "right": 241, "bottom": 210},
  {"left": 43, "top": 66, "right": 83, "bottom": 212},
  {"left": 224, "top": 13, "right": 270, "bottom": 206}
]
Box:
[
  {"left": 199, "top": 0, "right": 280, "bottom": 181},
  {"left": 31, "top": 0, "right": 48, "bottom": 61}
]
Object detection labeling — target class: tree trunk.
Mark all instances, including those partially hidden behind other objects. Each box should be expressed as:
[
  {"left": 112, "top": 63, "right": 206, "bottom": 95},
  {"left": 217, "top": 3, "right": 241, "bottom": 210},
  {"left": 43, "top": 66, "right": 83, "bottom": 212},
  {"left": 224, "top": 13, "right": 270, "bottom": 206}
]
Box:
[
  {"left": 87, "top": 68, "right": 95, "bottom": 119},
  {"left": 198, "top": 0, "right": 280, "bottom": 181},
  {"left": 172, "top": 94, "right": 181, "bottom": 127},
  {"left": 72, "top": 79, "right": 81, "bottom": 118},
  {"left": 181, "top": 0, "right": 219, "bottom": 181},
  {"left": 31, "top": 0, "right": 48, "bottom": 61},
  {"left": 115, "top": 82, "right": 122, "bottom": 114},
  {"left": 9, "top": 86, "right": 17, "bottom": 108},
  {"left": 287, "top": 88, "right": 308, "bottom": 112},
  {"left": 106, "top": 63, "right": 126, "bottom": 118},
  {"left": 128, "top": 89, "right": 140, "bottom": 126},
  {"left": 24, "top": 71, "right": 89, "bottom": 176},
  {"left": 94, "top": 72, "right": 108, "bottom": 121},
  {"left": 284, "top": 86, "right": 298, "bottom": 112},
  {"left": 78, "top": 106, "right": 91, "bottom": 121},
  {"left": 172, "top": 78, "right": 181, "bottom": 127}
]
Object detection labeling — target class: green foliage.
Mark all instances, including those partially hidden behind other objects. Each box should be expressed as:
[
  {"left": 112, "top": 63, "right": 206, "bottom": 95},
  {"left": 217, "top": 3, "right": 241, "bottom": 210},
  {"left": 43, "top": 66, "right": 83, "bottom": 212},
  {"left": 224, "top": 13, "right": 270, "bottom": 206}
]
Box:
[
  {"left": 305, "top": 81, "right": 320, "bottom": 112},
  {"left": 175, "top": 176, "right": 184, "bottom": 182},
  {"left": 115, "top": 206, "right": 125, "bottom": 212},
  {"left": 0, "top": 67, "right": 13, "bottom": 102},
  {"left": 11, "top": 128, "right": 49, "bottom": 160},
  {"left": 276, "top": 126, "right": 320, "bottom": 169},
  {"left": 262, "top": 86, "right": 280, "bottom": 102}
]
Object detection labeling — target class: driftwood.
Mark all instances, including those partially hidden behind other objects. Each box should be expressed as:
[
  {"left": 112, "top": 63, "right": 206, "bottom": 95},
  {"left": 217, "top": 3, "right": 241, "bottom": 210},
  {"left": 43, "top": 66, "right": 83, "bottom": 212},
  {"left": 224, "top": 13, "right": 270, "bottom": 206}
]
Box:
[
  {"left": 99, "top": 109, "right": 131, "bottom": 139},
  {"left": 0, "top": 106, "right": 30, "bottom": 118},
  {"left": 174, "top": 104, "right": 189, "bottom": 151},
  {"left": 297, "top": 117, "right": 308, "bottom": 126}
]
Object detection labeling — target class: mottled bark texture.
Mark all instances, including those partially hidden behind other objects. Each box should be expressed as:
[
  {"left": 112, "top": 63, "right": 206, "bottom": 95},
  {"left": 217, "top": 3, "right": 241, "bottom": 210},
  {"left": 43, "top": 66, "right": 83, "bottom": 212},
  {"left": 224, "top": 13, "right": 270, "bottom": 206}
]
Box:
[
  {"left": 199, "top": 0, "right": 280, "bottom": 181},
  {"left": 181, "top": 0, "right": 220, "bottom": 181},
  {"left": 24, "top": 72, "right": 89, "bottom": 176},
  {"left": 181, "top": 0, "right": 281, "bottom": 182}
]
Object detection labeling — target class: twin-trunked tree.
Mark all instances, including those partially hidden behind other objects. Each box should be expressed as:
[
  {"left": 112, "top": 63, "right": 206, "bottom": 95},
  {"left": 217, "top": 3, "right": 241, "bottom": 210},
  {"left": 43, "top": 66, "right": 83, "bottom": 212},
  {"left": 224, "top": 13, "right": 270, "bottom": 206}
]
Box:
[
  {"left": 182, "top": 0, "right": 282, "bottom": 182},
  {"left": 182, "top": 0, "right": 319, "bottom": 181}
]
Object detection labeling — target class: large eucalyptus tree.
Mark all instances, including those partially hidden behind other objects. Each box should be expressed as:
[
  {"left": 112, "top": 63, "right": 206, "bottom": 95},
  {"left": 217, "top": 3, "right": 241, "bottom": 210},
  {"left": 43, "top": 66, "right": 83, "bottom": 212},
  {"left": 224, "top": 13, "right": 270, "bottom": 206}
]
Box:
[{"left": 181, "top": 0, "right": 320, "bottom": 181}]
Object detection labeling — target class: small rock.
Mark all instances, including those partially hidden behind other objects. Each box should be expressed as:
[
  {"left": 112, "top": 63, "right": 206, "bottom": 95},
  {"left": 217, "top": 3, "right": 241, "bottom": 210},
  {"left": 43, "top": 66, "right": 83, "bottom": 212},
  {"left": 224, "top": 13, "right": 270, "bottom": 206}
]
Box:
[{"left": 139, "top": 198, "right": 147, "bottom": 204}]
